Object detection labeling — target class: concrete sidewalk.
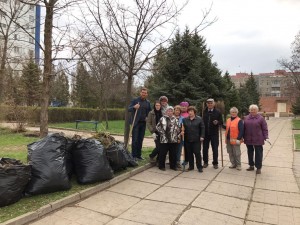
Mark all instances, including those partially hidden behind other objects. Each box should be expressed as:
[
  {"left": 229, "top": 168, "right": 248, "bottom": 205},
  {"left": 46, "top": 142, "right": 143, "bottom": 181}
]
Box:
[{"left": 2, "top": 118, "right": 300, "bottom": 225}]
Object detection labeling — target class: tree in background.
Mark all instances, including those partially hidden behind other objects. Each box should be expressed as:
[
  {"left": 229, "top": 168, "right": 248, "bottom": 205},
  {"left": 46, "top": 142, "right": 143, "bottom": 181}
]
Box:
[
  {"left": 222, "top": 71, "right": 240, "bottom": 116},
  {"left": 50, "top": 65, "right": 69, "bottom": 107},
  {"left": 238, "top": 72, "right": 260, "bottom": 115},
  {"left": 147, "top": 28, "right": 225, "bottom": 111},
  {"left": 20, "top": 58, "right": 41, "bottom": 106},
  {"left": 71, "top": 62, "right": 97, "bottom": 108}
]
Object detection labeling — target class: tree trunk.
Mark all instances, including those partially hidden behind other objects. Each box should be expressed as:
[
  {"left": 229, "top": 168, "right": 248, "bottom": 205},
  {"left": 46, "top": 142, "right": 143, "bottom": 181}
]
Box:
[
  {"left": 40, "top": 1, "right": 54, "bottom": 137},
  {"left": 124, "top": 74, "right": 133, "bottom": 147},
  {"left": 0, "top": 37, "right": 8, "bottom": 102}
]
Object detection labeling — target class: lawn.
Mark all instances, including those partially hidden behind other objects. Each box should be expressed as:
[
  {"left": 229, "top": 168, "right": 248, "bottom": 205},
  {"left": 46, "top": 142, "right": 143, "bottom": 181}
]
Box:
[
  {"left": 294, "top": 134, "right": 300, "bottom": 150},
  {"left": 49, "top": 120, "right": 151, "bottom": 136},
  {"left": 292, "top": 119, "right": 300, "bottom": 129},
  {"left": 0, "top": 127, "right": 152, "bottom": 223}
]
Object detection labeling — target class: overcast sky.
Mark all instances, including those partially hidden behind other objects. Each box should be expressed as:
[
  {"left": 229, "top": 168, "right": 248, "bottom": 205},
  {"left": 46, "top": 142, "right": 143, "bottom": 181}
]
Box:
[{"left": 177, "top": 0, "right": 300, "bottom": 75}]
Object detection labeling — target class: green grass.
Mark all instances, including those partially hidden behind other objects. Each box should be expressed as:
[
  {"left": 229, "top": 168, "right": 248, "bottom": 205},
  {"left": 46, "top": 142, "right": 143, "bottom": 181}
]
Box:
[
  {"left": 49, "top": 120, "right": 151, "bottom": 136},
  {"left": 292, "top": 119, "right": 300, "bottom": 129},
  {"left": 294, "top": 134, "right": 300, "bottom": 150},
  {"left": 0, "top": 126, "right": 153, "bottom": 223}
]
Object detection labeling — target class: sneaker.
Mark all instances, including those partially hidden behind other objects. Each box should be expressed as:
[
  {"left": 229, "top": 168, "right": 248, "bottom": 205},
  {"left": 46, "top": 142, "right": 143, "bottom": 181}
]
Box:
[
  {"left": 203, "top": 163, "right": 208, "bottom": 168},
  {"left": 198, "top": 168, "right": 203, "bottom": 173},
  {"left": 159, "top": 167, "right": 166, "bottom": 171},
  {"left": 213, "top": 164, "right": 218, "bottom": 169},
  {"left": 182, "top": 161, "right": 188, "bottom": 166},
  {"left": 246, "top": 166, "right": 254, "bottom": 171},
  {"left": 229, "top": 164, "right": 236, "bottom": 169},
  {"left": 256, "top": 169, "right": 261, "bottom": 174},
  {"left": 136, "top": 156, "right": 145, "bottom": 161},
  {"left": 236, "top": 165, "right": 241, "bottom": 171},
  {"left": 188, "top": 167, "right": 194, "bottom": 171},
  {"left": 177, "top": 163, "right": 182, "bottom": 169}
]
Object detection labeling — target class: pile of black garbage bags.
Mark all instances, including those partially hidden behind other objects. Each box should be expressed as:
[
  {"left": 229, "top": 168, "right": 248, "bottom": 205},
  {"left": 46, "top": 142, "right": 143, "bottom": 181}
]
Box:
[{"left": 0, "top": 133, "right": 138, "bottom": 207}]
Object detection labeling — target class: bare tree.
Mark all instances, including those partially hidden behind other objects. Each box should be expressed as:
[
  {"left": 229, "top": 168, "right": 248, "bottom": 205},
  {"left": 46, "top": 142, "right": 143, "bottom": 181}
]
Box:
[
  {"left": 279, "top": 31, "right": 300, "bottom": 91},
  {"left": 72, "top": 0, "right": 216, "bottom": 146}
]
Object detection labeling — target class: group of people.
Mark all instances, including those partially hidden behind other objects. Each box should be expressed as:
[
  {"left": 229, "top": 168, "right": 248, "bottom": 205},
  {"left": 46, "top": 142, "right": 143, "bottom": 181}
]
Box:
[{"left": 128, "top": 87, "right": 269, "bottom": 174}]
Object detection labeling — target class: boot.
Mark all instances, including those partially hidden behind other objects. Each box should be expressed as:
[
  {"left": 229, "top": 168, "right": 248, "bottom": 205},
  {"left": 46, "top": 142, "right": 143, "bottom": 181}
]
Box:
[
  {"left": 256, "top": 169, "right": 261, "bottom": 174},
  {"left": 246, "top": 166, "right": 254, "bottom": 171}
]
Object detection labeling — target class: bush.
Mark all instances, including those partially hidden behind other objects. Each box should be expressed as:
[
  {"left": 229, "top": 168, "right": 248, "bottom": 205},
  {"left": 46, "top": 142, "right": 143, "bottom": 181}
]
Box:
[{"left": 0, "top": 106, "right": 125, "bottom": 123}]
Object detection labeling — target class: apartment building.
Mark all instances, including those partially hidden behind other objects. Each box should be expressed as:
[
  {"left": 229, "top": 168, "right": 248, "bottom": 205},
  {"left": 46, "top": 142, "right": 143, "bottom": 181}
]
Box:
[
  {"left": 0, "top": 0, "right": 40, "bottom": 74},
  {"left": 230, "top": 70, "right": 298, "bottom": 114}
]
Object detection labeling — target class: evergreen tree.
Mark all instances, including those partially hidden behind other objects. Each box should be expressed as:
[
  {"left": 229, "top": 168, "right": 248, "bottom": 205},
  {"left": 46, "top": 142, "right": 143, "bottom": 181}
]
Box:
[
  {"left": 292, "top": 96, "right": 300, "bottom": 115},
  {"left": 222, "top": 71, "right": 240, "bottom": 116},
  {"left": 238, "top": 73, "right": 260, "bottom": 115},
  {"left": 50, "top": 67, "right": 70, "bottom": 106},
  {"left": 20, "top": 58, "right": 41, "bottom": 106},
  {"left": 147, "top": 28, "right": 225, "bottom": 109}
]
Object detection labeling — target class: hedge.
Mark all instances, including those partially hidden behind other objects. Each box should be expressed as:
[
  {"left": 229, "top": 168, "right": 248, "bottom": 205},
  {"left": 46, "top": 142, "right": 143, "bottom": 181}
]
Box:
[{"left": 0, "top": 106, "right": 125, "bottom": 123}]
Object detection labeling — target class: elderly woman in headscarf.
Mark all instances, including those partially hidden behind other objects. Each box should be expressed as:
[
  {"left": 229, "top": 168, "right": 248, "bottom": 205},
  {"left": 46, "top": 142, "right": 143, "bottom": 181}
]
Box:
[{"left": 156, "top": 106, "right": 181, "bottom": 171}]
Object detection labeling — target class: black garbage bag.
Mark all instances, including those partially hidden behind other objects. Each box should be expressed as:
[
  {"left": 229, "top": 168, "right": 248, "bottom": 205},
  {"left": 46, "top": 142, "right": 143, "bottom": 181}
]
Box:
[
  {"left": 65, "top": 137, "right": 77, "bottom": 178},
  {"left": 110, "top": 141, "right": 138, "bottom": 167},
  {"left": 0, "top": 158, "right": 31, "bottom": 207},
  {"left": 106, "top": 142, "right": 128, "bottom": 171},
  {"left": 25, "top": 133, "right": 71, "bottom": 195},
  {"left": 72, "top": 139, "right": 114, "bottom": 184}
]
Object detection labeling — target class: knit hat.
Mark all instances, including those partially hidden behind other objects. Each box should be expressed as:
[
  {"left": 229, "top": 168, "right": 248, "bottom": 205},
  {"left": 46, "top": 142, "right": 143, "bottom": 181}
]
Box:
[
  {"left": 179, "top": 101, "right": 189, "bottom": 107},
  {"left": 159, "top": 96, "right": 168, "bottom": 102},
  {"left": 166, "top": 106, "right": 174, "bottom": 111}
]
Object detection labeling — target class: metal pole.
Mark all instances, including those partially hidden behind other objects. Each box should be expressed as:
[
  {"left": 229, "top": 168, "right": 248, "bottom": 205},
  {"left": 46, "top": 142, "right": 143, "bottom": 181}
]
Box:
[{"left": 219, "top": 124, "right": 224, "bottom": 167}]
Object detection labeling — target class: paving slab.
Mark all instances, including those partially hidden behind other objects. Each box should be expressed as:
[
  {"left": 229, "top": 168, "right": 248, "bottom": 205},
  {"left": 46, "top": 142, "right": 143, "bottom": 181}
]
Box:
[
  {"left": 119, "top": 200, "right": 185, "bottom": 225},
  {"left": 76, "top": 191, "right": 140, "bottom": 217},
  {"left": 252, "top": 189, "right": 300, "bottom": 207},
  {"left": 192, "top": 191, "right": 249, "bottom": 219},
  {"left": 206, "top": 181, "right": 253, "bottom": 200},
  {"left": 177, "top": 207, "right": 244, "bottom": 225},
  {"left": 178, "top": 168, "right": 219, "bottom": 180},
  {"left": 107, "top": 179, "right": 159, "bottom": 198},
  {"left": 164, "top": 176, "right": 210, "bottom": 191},
  {"left": 215, "top": 172, "right": 255, "bottom": 187},
  {"left": 247, "top": 202, "right": 300, "bottom": 225},
  {"left": 255, "top": 178, "right": 299, "bottom": 192},
  {"left": 106, "top": 218, "right": 146, "bottom": 225},
  {"left": 145, "top": 186, "right": 199, "bottom": 205},
  {"left": 30, "top": 206, "right": 112, "bottom": 225},
  {"left": 130, "top": 170, "right": 175, "bottom": 185}
]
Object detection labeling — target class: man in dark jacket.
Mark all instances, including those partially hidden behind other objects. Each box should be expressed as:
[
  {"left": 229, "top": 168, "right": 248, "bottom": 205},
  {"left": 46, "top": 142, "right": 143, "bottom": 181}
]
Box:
[
  {"left": 128, "top": 87, "right": 151, "bottom": 161},
  {"left": 202, "top": 98, "right": 223, "bottom": 169},
  {"left": 182, "top": 106, "right": 205, "bottom": 172}
]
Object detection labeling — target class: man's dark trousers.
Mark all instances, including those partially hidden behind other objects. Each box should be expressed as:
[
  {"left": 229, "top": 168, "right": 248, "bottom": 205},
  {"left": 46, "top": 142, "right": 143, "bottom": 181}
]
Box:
[
  {"left": 132, "top": 121, "right": 146, "bottom": 158},
  {"left": 203, "top": 134, "right": 219, "bottom": 165},
  {"left": 246, "top": 145, "right": 263, "bottom": 169}
]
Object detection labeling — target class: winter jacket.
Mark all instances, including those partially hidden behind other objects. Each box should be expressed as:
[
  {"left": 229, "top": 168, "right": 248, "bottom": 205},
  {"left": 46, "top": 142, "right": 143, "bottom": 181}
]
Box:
[
  {"left": 203, "top": 108, "right": 223, "bottom": 135},
  {"left": 146, "top": 110, "right": 161, "bottom": 134},
  {"left": 243, "top": 114, "right": 268, "bottom": 145},
  {"left": 128, "top": 97, "right": 151, "bottom": 127},
  {"left": 156, "top": 115, "right": 181, "bottom": 143},
  {"left": 182, "top": 116, "right": 205, "bottom": 142}
]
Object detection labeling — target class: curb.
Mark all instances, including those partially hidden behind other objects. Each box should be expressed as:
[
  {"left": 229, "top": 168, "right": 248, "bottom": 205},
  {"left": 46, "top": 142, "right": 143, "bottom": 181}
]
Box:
[{"left": 1, "top": 163, "right": 153, "bottom": 225}]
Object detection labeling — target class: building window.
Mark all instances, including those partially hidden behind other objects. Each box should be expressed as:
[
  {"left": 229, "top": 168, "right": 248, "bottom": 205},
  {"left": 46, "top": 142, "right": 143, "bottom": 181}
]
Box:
[
  {"left": 14, "top": 46, "right": 20, "bottom": 53},
  {"left": 14, "top": 34, "right": 18, "bottom": 40},
  {"left": 0, "top": 23, "right": 6, "bottom": 28},
  {"left": 29, "top": 37, "right": 34, "bottom": 44},
  {"left": 29, "top": 5, "right": 34, "bottom": 10},
  {"left": 29, "top": 15, "right": 34, "bottom": 22}
]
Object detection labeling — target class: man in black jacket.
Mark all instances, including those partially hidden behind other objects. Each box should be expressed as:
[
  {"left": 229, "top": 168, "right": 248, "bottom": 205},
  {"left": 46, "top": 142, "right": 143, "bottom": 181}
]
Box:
[
  {"left": 202, "top": 98, "right": 223, "bottom": 169},
  {"left": 182, "top": 106, "right": 205, "bottom": 172}
]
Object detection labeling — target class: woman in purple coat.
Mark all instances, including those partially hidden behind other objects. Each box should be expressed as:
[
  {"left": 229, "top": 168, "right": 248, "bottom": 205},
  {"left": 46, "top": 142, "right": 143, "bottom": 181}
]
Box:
[{"left": 243, "top": 104, "right": 269, "bottom": 174}]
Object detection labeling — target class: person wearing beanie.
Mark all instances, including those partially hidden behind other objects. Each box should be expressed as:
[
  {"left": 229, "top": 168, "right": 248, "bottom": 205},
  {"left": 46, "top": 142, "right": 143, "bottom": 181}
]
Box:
[
  {"left": 156, "top": 106, "right": 181, "bottom": 171},
  {"left": 159, "top": 96, "right": 169, "bottom": 116}
]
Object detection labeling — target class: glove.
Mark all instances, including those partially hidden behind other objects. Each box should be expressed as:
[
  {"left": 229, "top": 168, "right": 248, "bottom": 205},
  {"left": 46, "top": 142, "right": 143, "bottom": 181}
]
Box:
[
  {"left": 236, "top": 140, "right": 241, "bottom": 145},
  {"left": 152, "top": 133, "right": 157, "bottom": 140},
  {"left": 200, "top": 137, "right": 204, "bottom": 142}
]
